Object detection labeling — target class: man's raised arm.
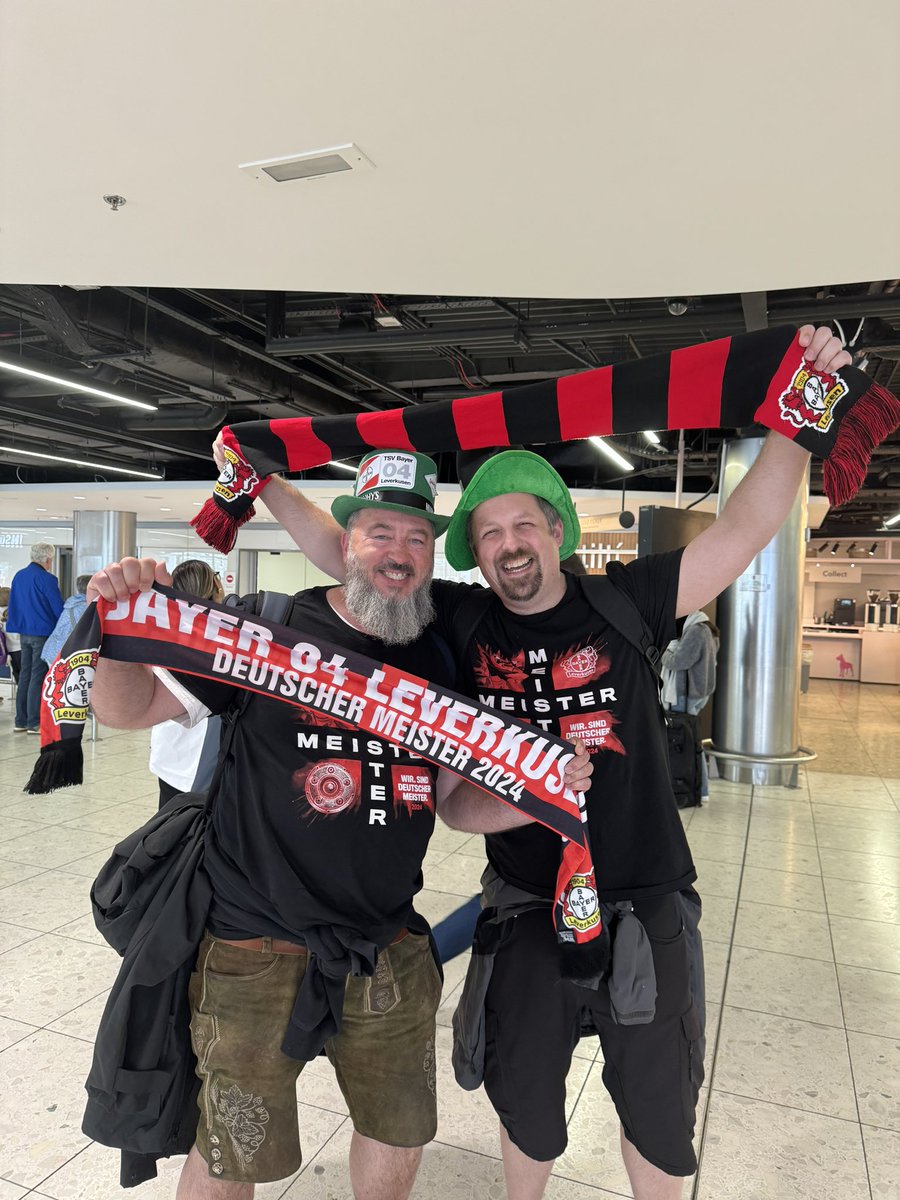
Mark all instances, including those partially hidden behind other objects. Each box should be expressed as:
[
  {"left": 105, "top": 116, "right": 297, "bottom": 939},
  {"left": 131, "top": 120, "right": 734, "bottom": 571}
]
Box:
[
  {"left": 677, "top": 325, "right": 852, "bottom": 617},
  {"left": 213, "top": 436, "right": 346, "bottom": 582},
  {"left": 86, "top": 558, "right": 190, "bottom": 729}
]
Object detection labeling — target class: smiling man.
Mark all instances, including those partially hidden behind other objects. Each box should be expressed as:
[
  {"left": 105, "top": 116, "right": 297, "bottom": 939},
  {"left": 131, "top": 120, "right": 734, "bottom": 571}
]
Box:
[
  {"left": 87, "top": 449, "right": 592, "bottom": 1200},
  {"left": 240, "top": 324, "right": 852, "bottom": 1200}
]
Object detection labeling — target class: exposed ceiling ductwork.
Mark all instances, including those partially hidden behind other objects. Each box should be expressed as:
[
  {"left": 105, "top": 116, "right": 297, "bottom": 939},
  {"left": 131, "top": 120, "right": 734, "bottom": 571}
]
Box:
[{"left": 0, "top": 281, "right": 898, "bottom": 531}]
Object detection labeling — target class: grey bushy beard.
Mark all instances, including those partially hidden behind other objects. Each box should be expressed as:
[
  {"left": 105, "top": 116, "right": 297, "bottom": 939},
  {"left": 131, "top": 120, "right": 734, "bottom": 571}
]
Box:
[{"left": 343, "top": 551, "right": 435, "bottom": 645}]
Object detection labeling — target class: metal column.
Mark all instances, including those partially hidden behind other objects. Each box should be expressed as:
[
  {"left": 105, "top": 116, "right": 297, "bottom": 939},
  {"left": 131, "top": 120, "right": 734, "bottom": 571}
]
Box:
[
  {"left": 709, "top": 437, "right": 812, "bottom": 786},
  {"left": 73, "top": 511, "right": 137, "bottom": 577}
]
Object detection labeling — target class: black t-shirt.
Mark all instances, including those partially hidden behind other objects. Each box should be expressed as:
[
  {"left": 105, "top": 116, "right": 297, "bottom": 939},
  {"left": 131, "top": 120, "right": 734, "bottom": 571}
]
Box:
[
  {"left": 169, "top": 588, "right": 452, "bottom": 943},
  {"left": 433, "top": 552, "right": 696, "bottom": 901}
]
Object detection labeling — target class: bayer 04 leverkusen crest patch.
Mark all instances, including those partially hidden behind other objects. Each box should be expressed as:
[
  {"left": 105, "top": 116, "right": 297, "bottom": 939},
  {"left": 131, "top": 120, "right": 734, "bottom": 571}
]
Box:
[
  {"left": 214, "top": 445, "right": 260, "bottom": 505},
  {"left": 559, "top": 870, "right": 602, "bottom": 936},
  {"left": 777, "top": 360, "right": 849, "bottom": 434},
  {"left": 42, "top": 649, "right": 98, "bottom": 724}
]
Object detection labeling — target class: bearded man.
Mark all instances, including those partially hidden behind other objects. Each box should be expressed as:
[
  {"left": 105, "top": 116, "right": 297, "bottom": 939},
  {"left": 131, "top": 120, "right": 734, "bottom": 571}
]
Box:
[{"left": 87, "top": 449, "right": 591, "bottom": 1200}]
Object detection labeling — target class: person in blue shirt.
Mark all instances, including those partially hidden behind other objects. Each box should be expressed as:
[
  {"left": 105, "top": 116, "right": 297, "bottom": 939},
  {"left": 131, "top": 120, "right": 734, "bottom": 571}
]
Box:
[
  {"left": 42, "top": 574, "right": 92, "bottom": 668},
  {"left": 7, "top": 542, "right": 64, "bottom": 732}
]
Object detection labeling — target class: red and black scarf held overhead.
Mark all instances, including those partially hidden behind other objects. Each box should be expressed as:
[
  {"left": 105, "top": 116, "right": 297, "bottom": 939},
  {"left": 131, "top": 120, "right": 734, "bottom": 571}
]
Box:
[
  {"left": 26, "top": 586, "right": 608, "bottom": 975},
  {"left": 192, "top": 325, "right": 900, "bottom": 553}
]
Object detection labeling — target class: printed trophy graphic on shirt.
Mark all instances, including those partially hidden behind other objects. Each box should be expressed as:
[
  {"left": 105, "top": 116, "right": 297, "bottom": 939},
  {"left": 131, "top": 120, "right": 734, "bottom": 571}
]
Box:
[{"left": 294, "top": 759, "right": 362, "bottom": 817}]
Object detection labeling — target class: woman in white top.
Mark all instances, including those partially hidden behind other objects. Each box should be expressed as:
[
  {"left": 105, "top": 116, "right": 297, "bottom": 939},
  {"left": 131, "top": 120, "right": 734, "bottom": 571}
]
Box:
[{"left": 149, "top": 560, "right": 225, "bottom": 807}]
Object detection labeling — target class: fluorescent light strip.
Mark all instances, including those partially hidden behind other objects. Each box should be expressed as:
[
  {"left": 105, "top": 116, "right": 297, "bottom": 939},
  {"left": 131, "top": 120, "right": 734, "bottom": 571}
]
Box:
[
  {"left": 0, "top": 444, "right": 163, "bottom": 479},
  {"left": 329, "top": 460, "right": 358, "bottom": 474},
  {"left": 643, "top": 430, "right": 661, "bottom": 445},
  {"left": 884, "top": 512, "right": 900, "bottom": 527},
  {"left": 589, "top": 437, "right": 634, "bottom": 473},
  {"left": 0, "top": 359, "right": 156, "bottom": 411}
]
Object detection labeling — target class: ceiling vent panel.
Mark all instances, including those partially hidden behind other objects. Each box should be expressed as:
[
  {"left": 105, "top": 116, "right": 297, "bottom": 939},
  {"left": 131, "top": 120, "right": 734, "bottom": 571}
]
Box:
[{"left": 239, "top": 144, "right": 374, "bottom": 184}]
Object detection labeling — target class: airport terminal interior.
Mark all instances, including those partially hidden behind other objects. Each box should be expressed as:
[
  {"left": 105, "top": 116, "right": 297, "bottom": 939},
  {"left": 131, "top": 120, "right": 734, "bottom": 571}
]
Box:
[{"left": 3, "top": 5, "right": 900, "bottom": 1198}]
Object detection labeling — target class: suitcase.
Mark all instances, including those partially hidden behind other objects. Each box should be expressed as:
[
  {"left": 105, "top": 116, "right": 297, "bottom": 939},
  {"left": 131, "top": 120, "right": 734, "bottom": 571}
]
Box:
[{"left": 666, "top": 711, "right": 702, "bottom": 808}]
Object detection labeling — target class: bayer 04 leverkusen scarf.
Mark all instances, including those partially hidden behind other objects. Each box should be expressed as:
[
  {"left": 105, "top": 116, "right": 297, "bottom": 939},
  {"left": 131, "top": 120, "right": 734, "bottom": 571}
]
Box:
[
  {"left": 25, "top": 586, "right": 609, "bottom": 978},
  {"left": 191, "top": 325, "right": 900, "bottom": 553}
]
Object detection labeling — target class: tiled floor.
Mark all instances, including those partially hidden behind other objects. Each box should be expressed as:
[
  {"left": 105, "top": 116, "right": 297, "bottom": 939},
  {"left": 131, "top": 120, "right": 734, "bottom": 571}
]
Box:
[{"left": 1, "top": 678, "right": 899, "bottom": 1198}]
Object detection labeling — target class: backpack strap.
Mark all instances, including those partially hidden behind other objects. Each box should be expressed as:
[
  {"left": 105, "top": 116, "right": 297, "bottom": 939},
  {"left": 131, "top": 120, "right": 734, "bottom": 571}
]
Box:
[{"left": 577, "top": 575, "right": 662, "bottom": 679}]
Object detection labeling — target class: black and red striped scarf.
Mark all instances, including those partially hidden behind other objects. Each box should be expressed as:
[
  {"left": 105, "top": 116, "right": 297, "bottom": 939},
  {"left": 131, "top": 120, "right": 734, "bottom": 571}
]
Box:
[
  {"left": 192, "top": 325, "right": 900, "bottom": 553},
  {"left": 25, "top": 585, "right": 608, "bottom": 976}
]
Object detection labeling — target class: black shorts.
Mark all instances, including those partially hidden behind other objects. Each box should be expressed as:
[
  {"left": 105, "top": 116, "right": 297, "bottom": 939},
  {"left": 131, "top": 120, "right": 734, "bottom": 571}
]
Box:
[{"left": 482, "top": 892, "right": 704, "bottom": 1175}]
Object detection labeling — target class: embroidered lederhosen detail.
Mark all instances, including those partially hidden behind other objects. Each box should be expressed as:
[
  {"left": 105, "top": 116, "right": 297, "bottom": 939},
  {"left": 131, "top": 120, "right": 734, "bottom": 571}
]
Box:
[{"left": 208, "top": 1077, "right": 270, "bottom": 1172}]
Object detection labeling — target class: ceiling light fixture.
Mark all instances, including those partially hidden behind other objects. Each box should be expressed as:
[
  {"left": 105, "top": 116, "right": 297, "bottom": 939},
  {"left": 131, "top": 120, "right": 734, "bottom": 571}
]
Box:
[
  {"left": 329, "top": 461, "right": 358, "bottom": 474},
  {"left": 0, "top": 359, "right": 156, "bottom": 411},
  {"left": 869, "top": 543, "right": 878, "bottom": 555},
  {"left": 846, "top": 543, "right": 857, "bottom": 556},
  {"left": 589, "top": 437, "right": 634, "bottom": 473},
  {"left": 239, "top": 143, "right": 375, "bottom": 185},
  {"left": 817, "top": 541, "right": 829, "bottom": 554},
  {"left": 73, "top": 495, "right": 86, "bottom": 500},
  {"left": 643, "top": 430, "right": 662, "bottom": 445},
  {"left": 830, "top": 542, "right": 839, "bottom": 554},
  {"left": 884, "top": 512, "right": 900, "bottom": 528},
  {"left": 0, "top": 445, "right": 163, "bottom": 480}
]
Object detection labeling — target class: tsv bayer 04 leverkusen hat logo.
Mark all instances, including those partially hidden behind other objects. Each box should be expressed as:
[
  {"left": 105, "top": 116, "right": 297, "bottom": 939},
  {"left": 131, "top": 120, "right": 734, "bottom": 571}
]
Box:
[
  {"left": 331, "top": 448, "right": 450, "bottom": 534},
  {"left": 356, "top": 452, "right": 436, "bottom": 500},
  {"left": 43, "top": 649, "right": 98, "bottom": 724}
]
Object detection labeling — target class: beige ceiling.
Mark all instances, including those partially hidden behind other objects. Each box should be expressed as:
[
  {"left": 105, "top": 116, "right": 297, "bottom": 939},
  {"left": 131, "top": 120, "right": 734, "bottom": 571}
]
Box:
[{"left": 3, "top": 1, "right": 898, "bottom": 298}]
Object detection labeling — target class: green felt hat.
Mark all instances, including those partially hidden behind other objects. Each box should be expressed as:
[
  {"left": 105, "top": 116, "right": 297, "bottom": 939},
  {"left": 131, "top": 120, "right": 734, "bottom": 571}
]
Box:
[
  {"left": 445, "top": 450, "right": 580, "bottom": 570},
  {"left": 331, "top": 450, "right": 450, "bottom": 535}
]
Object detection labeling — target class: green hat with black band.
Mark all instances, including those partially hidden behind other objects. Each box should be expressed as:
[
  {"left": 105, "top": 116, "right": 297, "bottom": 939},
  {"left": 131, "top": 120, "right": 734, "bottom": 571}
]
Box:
[
  {"left": 332, "top": 449, "right": 450, "bottom": 535},
  {"left": 445, "top": 449, "right": 580, "bottom": 570}
]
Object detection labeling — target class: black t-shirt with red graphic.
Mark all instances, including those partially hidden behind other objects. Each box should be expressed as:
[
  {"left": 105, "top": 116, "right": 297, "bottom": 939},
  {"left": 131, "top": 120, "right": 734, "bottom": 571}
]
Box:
[
  {"left": 169, "top": 588, "right": 451, "bottom": 943},
  {"left": 433, "top": 551, "right": 695, "bottom": 901}
]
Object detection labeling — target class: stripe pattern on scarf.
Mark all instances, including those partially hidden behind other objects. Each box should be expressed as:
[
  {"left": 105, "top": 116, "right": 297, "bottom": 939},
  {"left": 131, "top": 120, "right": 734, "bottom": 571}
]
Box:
[{"left": 191, "top": 326, "right": 900, "bottom": 553}]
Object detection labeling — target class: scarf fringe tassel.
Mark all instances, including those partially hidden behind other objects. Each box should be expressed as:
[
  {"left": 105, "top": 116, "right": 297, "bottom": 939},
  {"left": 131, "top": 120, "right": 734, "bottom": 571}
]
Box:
[
  {"left": 24, "top": 740, "right": 84, "bottom": 795},
  {"left": 190, "top": 499, "right": 256, "bottom": 554},
  {"left": 558, "top": 925, "right": 611, "bottom": 987},
  {"left": 823, "top": 382, "right": 900, "bottom": 508}
]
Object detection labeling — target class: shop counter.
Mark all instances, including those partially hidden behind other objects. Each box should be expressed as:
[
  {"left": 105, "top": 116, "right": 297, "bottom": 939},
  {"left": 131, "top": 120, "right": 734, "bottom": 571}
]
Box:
[
  {"left": 860, "top": 628, "right": 900, "bottom": 685},
  {"left": 801, "top": 627, "right": 862, "bottom": 681}
]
